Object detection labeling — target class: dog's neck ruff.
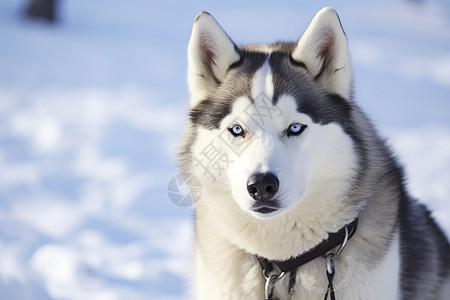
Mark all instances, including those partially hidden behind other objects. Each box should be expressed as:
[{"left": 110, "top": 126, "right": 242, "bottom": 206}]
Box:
[{"left": 256, "top": 218, "right": 358, "bottom": 273}]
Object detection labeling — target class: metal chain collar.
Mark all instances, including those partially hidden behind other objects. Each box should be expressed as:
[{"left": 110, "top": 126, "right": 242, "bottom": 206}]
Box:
[{"left": 262, "top": 225, "right": 350, "bottom": 300}]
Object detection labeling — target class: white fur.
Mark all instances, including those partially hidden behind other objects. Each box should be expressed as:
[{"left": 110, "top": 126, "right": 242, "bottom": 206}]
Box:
[
  {"left": 437, "top": 276, "right": 450, "bottom": 300},
  {"left": 350, "top": 230, "right": 400, "bottom": 299},
  {"left": 251, "top": 59, "right": 274, "bottom": 99},
  {"left": 285, "top": 231, "right": 400, "bottom": 299},
  {"left": 194, "top": 210, "right": 402, "bottom": 299},
  {"left": 192, "top": 81, "right": 359, "bottom": 231},
  {"left": 191, "top": 67, "right": 362, "bottom": 298}
]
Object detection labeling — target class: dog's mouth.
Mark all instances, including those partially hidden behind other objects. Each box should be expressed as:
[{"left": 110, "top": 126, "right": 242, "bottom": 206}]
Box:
[
  {"left": 251, "top": 201, "right": 280, "bottom": 214},
  {"left": 252, "top": 206, "right": 279, "bottom": 214}
]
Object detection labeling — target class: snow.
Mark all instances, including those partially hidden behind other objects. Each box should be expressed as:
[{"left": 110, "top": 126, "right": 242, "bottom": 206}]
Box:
[{"left": 0, "top": 0, "right": 449, "bottom": 299}]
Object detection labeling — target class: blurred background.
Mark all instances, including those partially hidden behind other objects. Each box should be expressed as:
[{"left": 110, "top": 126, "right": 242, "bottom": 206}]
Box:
[{"left": 0, "top": 0, "right": 449, "bottom": 299}]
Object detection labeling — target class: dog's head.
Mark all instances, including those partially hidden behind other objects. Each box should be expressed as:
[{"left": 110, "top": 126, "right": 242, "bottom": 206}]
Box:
[{"left": 180, "top": 8, "right": 361, "bottom": 232}]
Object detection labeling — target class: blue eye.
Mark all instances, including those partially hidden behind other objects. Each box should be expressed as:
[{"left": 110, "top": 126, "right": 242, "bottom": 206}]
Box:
[
  {"left": 286, "top": 123, "right": 307, "bottom": 137},
  {"left": 290, "top": 124, "right": 302, "bottom": 133},
  {"left": 229, "top": 124, "right": 244, "bottom": 137}
]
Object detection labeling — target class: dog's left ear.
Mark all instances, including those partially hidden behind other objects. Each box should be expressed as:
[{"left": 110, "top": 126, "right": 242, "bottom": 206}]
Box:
[
  {"left": 187, "top": 11, "right": 241, "bottom": 107},
  {"left": 292, "top": 7, "right": 352, "bottom": 100}
]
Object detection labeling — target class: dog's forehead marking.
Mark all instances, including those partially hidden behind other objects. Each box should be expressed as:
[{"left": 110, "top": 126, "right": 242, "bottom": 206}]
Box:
[{"left": 251, "top": 57, "right": 274, "bottom": 101}]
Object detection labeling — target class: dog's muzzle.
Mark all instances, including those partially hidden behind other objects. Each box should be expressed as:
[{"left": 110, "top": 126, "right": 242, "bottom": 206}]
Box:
[{"left": 247, "top": 173, "right": 280, "bottom": 214}]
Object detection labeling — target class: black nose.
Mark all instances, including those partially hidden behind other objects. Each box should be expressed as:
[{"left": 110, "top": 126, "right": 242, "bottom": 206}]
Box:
[{"left": 247, "top": 173, "right": 279, "bottom": 201}]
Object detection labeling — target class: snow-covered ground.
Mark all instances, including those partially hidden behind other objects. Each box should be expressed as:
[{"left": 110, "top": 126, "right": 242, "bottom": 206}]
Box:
[{"left": 0, "top": 0, "right": 449, "bottom": 299}]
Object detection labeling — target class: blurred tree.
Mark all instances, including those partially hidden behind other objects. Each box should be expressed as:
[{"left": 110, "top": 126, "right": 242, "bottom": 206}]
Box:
[{"left": 25, "top": 0, "right": 58, "bottom": 23}]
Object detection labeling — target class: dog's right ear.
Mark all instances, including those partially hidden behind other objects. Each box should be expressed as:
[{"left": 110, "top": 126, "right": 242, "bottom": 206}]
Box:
[{"left": 187, "top": 12, "right": 240, "bottom": 107}]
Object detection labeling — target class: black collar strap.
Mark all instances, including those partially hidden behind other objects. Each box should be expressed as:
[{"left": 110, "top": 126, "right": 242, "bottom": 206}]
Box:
[{"left": 256, "top": 219, "right": 358, "bottom": 273}]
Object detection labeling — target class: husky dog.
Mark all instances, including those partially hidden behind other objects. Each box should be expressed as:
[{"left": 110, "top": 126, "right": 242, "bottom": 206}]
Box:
[{"left": 178, "top": 7, "right": 450, "bottom": 299}]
